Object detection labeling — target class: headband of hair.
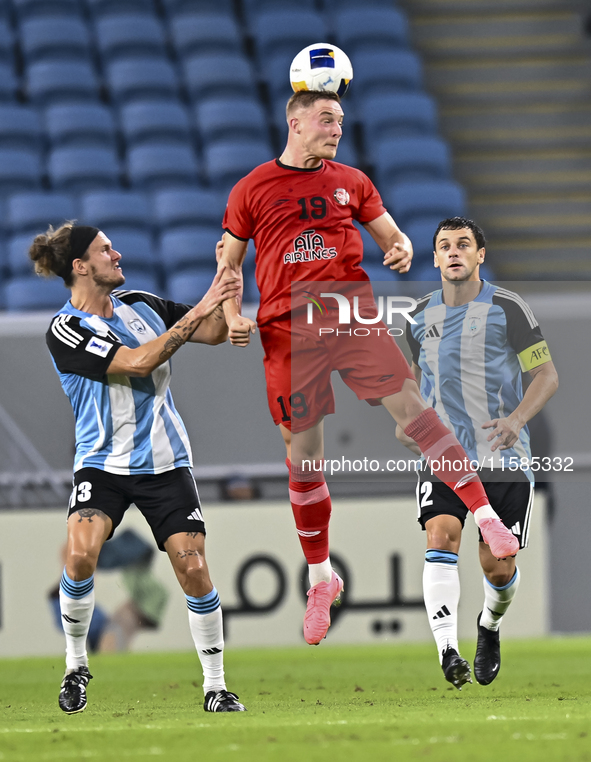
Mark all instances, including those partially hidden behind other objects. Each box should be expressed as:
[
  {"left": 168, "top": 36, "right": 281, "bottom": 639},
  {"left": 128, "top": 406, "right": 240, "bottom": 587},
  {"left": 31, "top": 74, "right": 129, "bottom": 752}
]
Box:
[{"left": 57, "top": 225, "right": 100, "bottom": 280}]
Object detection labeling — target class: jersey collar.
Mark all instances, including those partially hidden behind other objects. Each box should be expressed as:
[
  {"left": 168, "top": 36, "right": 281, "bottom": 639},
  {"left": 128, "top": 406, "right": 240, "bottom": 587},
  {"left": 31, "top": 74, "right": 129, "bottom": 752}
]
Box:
[{"left": 275, "top": 158, "right": 324, "bottom": 173}]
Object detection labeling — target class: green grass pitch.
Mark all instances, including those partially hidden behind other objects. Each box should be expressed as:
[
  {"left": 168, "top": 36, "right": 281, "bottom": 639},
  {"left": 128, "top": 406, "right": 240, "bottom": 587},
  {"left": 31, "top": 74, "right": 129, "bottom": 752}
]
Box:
[{"left": 1, "top": 639, "right": 591, "bottom": 762}]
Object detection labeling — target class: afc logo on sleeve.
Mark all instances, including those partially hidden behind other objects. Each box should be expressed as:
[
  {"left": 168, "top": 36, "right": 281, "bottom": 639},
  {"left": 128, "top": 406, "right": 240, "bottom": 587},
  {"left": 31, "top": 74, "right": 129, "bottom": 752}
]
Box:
[{"left": 85, "top": 336, "right": 113, "bottom": 358}]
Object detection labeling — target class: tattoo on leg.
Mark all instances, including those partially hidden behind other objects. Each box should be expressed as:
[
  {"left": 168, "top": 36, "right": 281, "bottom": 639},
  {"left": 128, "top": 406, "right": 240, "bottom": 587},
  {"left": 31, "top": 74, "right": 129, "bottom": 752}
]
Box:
[
  {"left": 176, "top": 549, "right": 203, "bottom": 560},
  {"left": 75, "top": 508, "right": 106, "bottom": 523}
]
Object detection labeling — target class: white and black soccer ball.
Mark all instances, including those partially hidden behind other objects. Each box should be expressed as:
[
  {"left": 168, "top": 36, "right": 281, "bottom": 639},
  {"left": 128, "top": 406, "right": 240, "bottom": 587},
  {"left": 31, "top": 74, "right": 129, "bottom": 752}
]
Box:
[{"left": 289, "top": 43, "right": 353, "bottom": 97}]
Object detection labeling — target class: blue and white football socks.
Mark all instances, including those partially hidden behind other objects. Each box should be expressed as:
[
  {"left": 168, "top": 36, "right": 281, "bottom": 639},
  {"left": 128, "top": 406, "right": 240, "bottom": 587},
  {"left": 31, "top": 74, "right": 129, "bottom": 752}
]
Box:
[
  {"left": 423, "top": 550, "right": 460, "bottom": 663},
  {"left": 59, "top": 568, "right": 95, "bottom": 672},
  {"left": 186, "top": 587, "right": 226, "bottom": 695},
  {"left": 480, "top": 567, "right": 521, "bottom": 631}
]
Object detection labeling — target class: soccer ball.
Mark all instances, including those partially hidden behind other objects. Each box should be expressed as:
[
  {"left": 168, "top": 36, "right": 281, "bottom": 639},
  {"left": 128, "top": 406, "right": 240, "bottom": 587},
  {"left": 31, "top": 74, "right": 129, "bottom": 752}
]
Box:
[{"left": 290, "top": 43, "right": 353, "bottom": 97}]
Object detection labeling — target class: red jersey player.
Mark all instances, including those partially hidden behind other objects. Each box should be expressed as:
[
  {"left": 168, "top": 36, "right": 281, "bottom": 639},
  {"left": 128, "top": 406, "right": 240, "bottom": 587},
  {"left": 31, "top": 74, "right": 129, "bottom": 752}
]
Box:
[{"left": 218, "top": 90, "right": 519, "bottom": 645}]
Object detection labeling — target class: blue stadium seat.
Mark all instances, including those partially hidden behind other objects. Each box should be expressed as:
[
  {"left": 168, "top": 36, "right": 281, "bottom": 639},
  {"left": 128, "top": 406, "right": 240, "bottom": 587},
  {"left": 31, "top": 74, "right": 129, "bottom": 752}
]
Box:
[
  {"left": 20, "top": 17, "right": 92, "bottom": 63},
  {"left": 0, "top": 149, "right": 42, "bottom": 192},
  {"left": 251, "top": 10, "right": 328, "bottom": 62},
  {"left": 7, "top": 192, "right": 76, "bottom": 235},
  {"left": 321, "top": 0, "right": 393, "bottom": 8},
  {"left": 244, "top": 271, "right": 259, "bottom": 303},
  {"left": 48, "top": 146, "right": 121, "bottom": 191},
  {"left": 182, "top": 53, "right": 257, "bottom": 102},
  {"left": 0, "top": 20, "right": 14, "bottom": 65},
  {"left": 86, "top": 0, "right": 156, "bottom": 17},
  {"left": 118, "top": 269, "right": 160, "bottom": 294},
  {"left": 106, "top": 58, "right": 180, "bottom": 104},
  {"left": 362, "top": 263, "right": 400, "bottom": 283},
  {"left": 0, "top": 63, "right": 17, "bottom": 101},
  {"left": 362, "top": 94, "right": 438, "bottom": 149},
  {"left": 404, "top": 220, "right": 437, "bottom": 264},
  {"left": 81, "top": 191, "right": 151, "bottom": 232},
  {"left": 120, "top": 100, "right": 191, "bottom": 146},
  {"left": 385, "top": 180, "right": 467, "bottom": 227},
  {"left": 374, "top": 137, "right": 453, "bottom": 185},
  {"left": 105, "top": 230, "right": 156, "bottom": 267},
  {"left": 194, "top": 97, "right": 268, "bottom": 145},
  {"left": 13, "top": 0, "right": 81, "bottom": 19},
  {"left": 353, "top": 221, "right": 383, "bottom": 264},
  {"left": 8, "top": 232, "right": 41, "bottom": 275},
  {"left": 152, "top": 188, "right": 225, "bottom": 230},
  {"left": 26, "top": 60, "right": 101, "bottom": 105},
  {"left": 166, "top": 268, "right": 216, "bottom": 304},
  {"left": 95, "top": 14, "right": 167, "bottom": 62},
  {"left": 0, "top": 105, "right": 42, "bottom": 150},
  {"left": 5, "top": 274, "right": 69, "bottom": 311},
  {"left": 261, "top": 52, "right": 295, "bottom": 104},
  {"left": 352, "top": 51, "right": 423, "bottom": 101},
  {"left": 242, "top": 0, "right": 316, "bottom": 22},
  {"left": 160, "top": 0, "right": 233, "bottom": 16},
  {"left": 160, "top": 226, "right": 220, "bottom": 270},
  {"left": 334, "top": 8, "right": 410, "bottom": 55},
  {"left": 169, "top": 13, "right": 242, "bottom": 59},
  {"left": 203, "top": 139, "right": 274, "bottom": 190},
  {"left": 127, "top": 143, "right": 200, "bottom": 190},
  {"left": 45, "top": 103, "right": 117, "bottom": 147},
  {"left": 333, "top": 136, "right": 359, "bottom": 168}
]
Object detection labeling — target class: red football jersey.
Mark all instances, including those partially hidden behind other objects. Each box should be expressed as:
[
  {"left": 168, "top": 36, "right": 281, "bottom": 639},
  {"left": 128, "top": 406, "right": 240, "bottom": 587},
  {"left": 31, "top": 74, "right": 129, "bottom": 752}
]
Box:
[{"left": 223, "top": 158, "right": 386, "bottom": 326}]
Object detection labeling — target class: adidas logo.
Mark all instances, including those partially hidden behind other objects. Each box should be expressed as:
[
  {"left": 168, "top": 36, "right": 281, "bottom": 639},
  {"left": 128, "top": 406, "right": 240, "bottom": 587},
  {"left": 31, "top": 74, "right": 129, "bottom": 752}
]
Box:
[
  {"left": 511, "top": 522, "right": 521, "bottom": 535},
  {"left": 201, "top": 647, "right": 222, "bottom": 655},
  {"left": 62, "top": 614, "right": 80, "bottom": 624},
  {"left": 425, "top": 325, "right": 441, "bottom": 339},
  {"left": 433, "top": 605, "right": 451, "bottom": 620},
  {"left": 187, "top": 509, "right": 204, "bottom": 521}
]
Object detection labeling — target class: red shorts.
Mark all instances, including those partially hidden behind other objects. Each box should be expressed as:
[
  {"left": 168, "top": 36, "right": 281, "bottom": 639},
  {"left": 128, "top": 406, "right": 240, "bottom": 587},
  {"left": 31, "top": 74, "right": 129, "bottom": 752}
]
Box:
[{"left": 259, "top": 313, "right": 415, "bottom": 433}]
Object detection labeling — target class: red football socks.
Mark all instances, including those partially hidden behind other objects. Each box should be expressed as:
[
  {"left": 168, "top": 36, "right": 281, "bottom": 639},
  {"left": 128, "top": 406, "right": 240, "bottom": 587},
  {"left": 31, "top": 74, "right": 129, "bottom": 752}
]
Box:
[
  {"left": 404, "top": 408, "right": 490, "bottom": 513},
  {"left": 286, "top": 458, "right": 331, "bottom": 564}
]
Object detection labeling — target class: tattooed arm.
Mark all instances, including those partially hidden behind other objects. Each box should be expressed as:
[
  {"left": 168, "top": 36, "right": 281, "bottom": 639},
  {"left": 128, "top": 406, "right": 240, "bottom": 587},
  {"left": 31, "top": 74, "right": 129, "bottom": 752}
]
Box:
[{"left": 106, "top": 268, "right": 240, "bottom": 377}]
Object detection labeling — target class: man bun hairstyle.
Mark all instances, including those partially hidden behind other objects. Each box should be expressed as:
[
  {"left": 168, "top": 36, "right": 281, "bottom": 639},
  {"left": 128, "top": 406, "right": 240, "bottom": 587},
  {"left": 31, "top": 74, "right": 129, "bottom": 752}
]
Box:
[
  {"left": 286, "top": 89, "right": 340, "bottom": 117},
  {"left": 433, "top": 217, "right": 486, "bottom": 251},
  {"left": 29, "top": 222, "right": 99, "bottom": 287}
]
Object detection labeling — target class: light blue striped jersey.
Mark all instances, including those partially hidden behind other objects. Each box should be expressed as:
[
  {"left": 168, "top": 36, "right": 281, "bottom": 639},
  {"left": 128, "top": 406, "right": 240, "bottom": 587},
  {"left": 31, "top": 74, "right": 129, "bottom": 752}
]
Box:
[
  {"left": 406, "top": 281, "right": 549, "bottom": 478},
  {"left": 46, "top": 289, "right": 193, "bottom": 476}
]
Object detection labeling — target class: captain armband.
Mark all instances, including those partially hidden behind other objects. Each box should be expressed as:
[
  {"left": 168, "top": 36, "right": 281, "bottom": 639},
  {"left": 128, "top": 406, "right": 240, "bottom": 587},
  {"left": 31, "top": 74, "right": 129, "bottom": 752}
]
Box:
[{"left": 518, "top": 340, "right": 551, "bottom": 372}]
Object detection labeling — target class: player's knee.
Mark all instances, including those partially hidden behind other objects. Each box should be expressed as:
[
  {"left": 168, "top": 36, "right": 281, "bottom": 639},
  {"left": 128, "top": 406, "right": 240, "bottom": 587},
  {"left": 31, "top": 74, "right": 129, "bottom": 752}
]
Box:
[
  {"left": 426, "top": 526, "right": 459, "bottom": 551},
  {"left": 66, "top": 548, "right": 98, "bottom": 579},
  {"left": 486, "top": 568, "right": 515, "bottom": 588},
  {"left": 180, "top": 557, "right": 209, "bottom": 590}
]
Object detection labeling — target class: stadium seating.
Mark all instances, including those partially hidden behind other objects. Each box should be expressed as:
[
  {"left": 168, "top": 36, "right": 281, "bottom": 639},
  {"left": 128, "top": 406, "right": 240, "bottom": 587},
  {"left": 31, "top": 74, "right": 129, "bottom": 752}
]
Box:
[
  {"left": 352, "top": 51, "right": 423, "bottom": 101},
  {"left": 106, "top": 58, "right": 180, "bottom": 104},
  {"left": 7, "top": 192, "right": 76, "bottom": 235},
  {"left": 44, "top": 103, "right": 117, "bottom": 147},
  {"left": 160, "top": 0, "right": 233, "bottom": 16},
  {"left": 19, "top": 17, "right": 92, "bottom": 63},
  {"left": 386, "top": 180, "right": 467, "bottom": 228},
  {"left": 194, "top": 97, "right": 268, "bottom": 145},
  {"left": 152, "top": 188, "right": 225, "bottom": 230},
  {"left": 251, "top": 10, "right": 328, "bottom": 62},
  {"left": 182, "top": 53, "right": 257, "bottom": 102},
  {"left": 373, "top": 137, "right": 453, "bottom": 185},
  {"left": 26, "top": 60, "right": 101, "bottom": 105},
  {"left": 13, "top": 0, "right": 82, "bottom": 20},
  {"left": 166, "top": 268, "right": 216, "bottom": 304},
  {"left": 0, "top": 149, "right": 42, "bottom": 192},
  {"left": 104, "top": 230, "right": 156, "bottom": 267},
  {"left": 160, "top": 226, "right": 220, "bottom": 270},
  {"left": 362, "top": 93, "right": 439, "bottom": 147},
  {"left": 242, "top": 0, "right": 316, "bottom": 21},
  {"left": 94, "top": 14, "right": 168, "bottom": 62},
  {"left": 127, "top": 143, "right": 200, "bottom": 190},
  {"left": 8, "top": 233, "right": 40, "bottom": 276},
  {"left": 203, "top": 139, "right": 274, "bottom": 190},
  {"left": 169, "top": 13, "right": 242, "bottom": 58},
  {"left": 0, "top": 105, "right": 42, "bottom": 151},
  {"left": 4, "top": 274, "right": 69, "bottom": 311},
  {"left": 0, "top": 20, "right": 13, "bottom": 65},
  {"left": 120, "top": 101, "right": 192, "bottom": 146},
  {"left": 48, "top": 146, "right": 121, "bottom": 191},
  {"left": 404, "top": 220, "right": 437, "bottom": 265},
  {"left": 0, "top": 63, "right": 17, "bottom": 102},
  {"left": 118, "top": 269, "right": 160, "bottom": 294},
  {"left": 86, "top": 0, "right": 157, "bottom": 17},
  {"left": 334, "top": 8, "right": 411, "bottom": 55},
  {"left": 81, "top": 191, "right": 151, "bottom": 232}
]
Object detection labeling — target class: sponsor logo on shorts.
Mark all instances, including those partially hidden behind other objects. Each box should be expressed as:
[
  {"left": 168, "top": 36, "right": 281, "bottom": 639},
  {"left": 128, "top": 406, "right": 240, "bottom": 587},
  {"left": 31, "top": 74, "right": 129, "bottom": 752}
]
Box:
[{"left": 333, "top": 188, "right": 350, "bottom": 205}]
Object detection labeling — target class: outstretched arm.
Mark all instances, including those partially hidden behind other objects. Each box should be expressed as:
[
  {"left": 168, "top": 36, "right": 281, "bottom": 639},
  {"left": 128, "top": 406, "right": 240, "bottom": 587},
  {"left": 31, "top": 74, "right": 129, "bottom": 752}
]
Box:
[
  {"left": 482, "top": 360, "right": 559, "bottom": 451},
  {"left": 217, "top": 231, "right": 256, "bottom": 347},
  {"left": 107, "top": 268, "right": 240, "bottom": 376},
  {"left": 363, "top": 212, "right": 413, "bottom": 274}
]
